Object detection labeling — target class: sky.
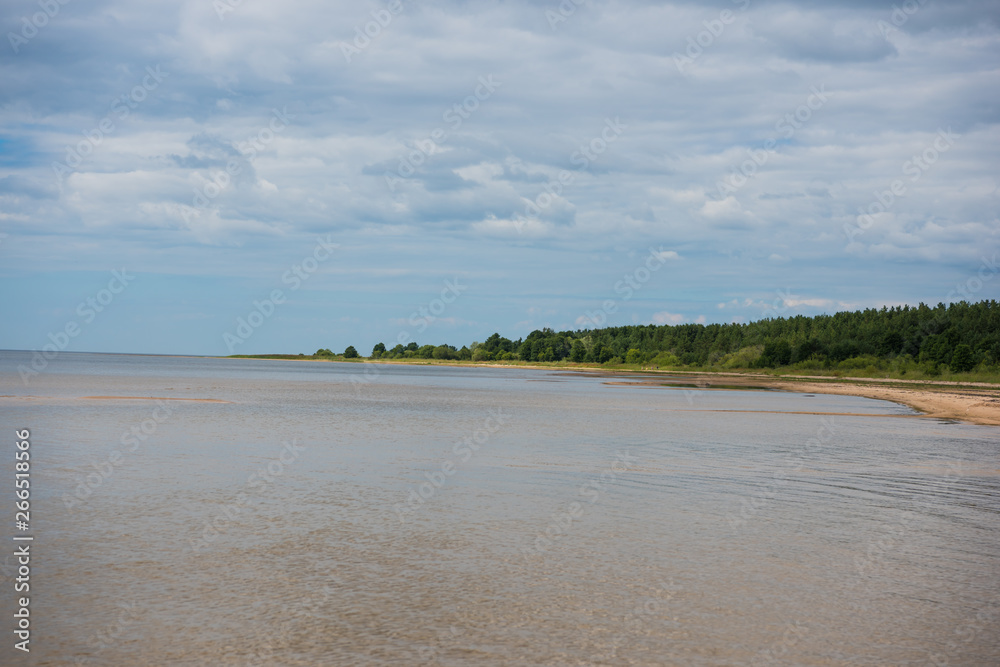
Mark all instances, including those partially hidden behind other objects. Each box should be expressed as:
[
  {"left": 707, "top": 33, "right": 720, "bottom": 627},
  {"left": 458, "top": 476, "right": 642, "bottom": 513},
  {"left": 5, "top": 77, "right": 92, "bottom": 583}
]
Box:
[{"left": 1, "top": 0, "right": 999, "bottom": 356}]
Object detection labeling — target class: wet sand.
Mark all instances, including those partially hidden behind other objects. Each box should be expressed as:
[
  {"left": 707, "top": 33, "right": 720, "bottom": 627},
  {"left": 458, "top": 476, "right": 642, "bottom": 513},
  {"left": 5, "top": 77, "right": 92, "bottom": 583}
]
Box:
[
  {"left": 767, "top": 379, "right": 1000, "bottom": 426},
  {"left": 594, "top": 372, "right": 1000, "bottom": 426}
]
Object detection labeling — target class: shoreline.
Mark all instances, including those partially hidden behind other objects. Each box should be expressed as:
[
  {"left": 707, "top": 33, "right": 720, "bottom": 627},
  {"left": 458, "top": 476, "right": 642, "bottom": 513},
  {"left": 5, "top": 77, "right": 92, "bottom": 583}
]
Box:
[
  {"left": 216, "top": 356, "right": 1000, "bottom": 427},
  {"left": 767, "top": 378, "right": 1000, "bottom": 426},
  {"left": 580, "top": 370, "right": 1000, "bottom": 427},
  {"left": 372, "top": 360, "right": 1000, "bottom": 426}
]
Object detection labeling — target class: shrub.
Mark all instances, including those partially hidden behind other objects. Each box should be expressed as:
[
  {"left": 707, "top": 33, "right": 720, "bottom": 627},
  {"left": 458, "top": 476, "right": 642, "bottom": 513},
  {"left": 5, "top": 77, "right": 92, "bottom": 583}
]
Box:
[
  {"left": 720, "top": 345, "right": 763, "bottom": 368},
  {"left": 838, "top": 355, "right": 882, "bottom": 370},
  {"left": 650, "top": 351, "right": 681, "bottom": 367}
]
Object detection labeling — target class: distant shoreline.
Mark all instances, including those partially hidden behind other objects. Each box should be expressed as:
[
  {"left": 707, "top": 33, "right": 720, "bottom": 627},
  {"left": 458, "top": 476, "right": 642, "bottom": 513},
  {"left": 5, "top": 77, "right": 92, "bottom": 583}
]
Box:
[{"left": 218, "top": 355, "right": 1000, "bottom": 427}]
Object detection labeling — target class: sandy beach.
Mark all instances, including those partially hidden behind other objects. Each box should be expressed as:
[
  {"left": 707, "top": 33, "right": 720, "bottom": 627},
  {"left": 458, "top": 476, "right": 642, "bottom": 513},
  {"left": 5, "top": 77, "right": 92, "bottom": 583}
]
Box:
[
  {"left": 589, "top": 370, "right": 1000, "bottom": 427},
  {"left": 767, "top": 379, "right": 1000, "bottom": 426}
]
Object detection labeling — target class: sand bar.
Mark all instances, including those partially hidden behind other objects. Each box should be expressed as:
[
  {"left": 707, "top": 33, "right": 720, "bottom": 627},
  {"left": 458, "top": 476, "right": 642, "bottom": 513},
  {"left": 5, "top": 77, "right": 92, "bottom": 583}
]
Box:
[{"left": 591, "top": 371, "right": 1000, "bottom": 426}]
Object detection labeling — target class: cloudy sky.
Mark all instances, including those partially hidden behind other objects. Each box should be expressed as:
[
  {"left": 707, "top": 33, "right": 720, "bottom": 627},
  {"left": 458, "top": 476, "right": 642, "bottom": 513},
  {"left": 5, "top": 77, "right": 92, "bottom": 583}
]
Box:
[{"left": 1, "top": 0, "right": 998, "bottom": 356}]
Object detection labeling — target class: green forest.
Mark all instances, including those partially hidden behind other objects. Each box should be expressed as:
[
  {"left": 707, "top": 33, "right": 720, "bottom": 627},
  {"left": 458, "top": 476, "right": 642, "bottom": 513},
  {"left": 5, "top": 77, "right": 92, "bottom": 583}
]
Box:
[
  {"left": 233, "top": 300, "right": 1000, "bottom": 380},
  {"left": 363, "top": 300, "right": 1000, "bottom": 379}
]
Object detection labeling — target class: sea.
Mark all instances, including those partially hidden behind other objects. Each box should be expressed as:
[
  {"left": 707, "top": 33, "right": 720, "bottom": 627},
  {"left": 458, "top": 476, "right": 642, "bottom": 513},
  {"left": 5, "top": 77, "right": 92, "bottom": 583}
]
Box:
[{"left": 0, "top": 351, "right": 997, "bottom": 665}]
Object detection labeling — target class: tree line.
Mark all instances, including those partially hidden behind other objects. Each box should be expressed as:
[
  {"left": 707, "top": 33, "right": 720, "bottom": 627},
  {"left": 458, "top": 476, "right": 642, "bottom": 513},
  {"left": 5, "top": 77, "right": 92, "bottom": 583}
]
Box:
[{"left": 360, "top": 301, "right": 999, "bottom": 376}]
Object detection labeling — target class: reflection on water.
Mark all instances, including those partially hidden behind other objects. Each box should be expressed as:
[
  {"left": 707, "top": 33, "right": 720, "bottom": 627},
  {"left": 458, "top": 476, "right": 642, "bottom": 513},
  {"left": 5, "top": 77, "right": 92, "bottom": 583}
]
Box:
[{"left": 1, "top": 351, "right": 998, "bottom": 665}]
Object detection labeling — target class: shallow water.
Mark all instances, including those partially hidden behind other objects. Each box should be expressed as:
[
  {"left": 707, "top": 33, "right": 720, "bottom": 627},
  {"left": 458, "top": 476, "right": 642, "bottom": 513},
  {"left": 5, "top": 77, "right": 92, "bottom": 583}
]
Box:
[{"left": 1, "top": 351, "right": 998, "bottom": 665}]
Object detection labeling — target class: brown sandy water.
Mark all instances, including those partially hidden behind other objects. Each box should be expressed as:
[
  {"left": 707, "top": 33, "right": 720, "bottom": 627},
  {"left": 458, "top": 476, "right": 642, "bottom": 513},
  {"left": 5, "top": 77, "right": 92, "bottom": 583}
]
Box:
[{"left": 1, "top": 351, "right": 998, "bottom": 665}]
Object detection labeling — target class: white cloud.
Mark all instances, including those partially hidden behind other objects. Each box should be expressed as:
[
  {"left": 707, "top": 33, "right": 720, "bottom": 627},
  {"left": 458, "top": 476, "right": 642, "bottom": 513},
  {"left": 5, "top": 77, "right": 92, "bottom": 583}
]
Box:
[
  {"left": 699, "top": 197, "right": 744, "bottom": 220},
  {"left": 783, "top": 298, "right": 834, "bottom": 308},
  {"left": 651, "top": 311, "right": 686, "bottom": 325},
  {"left": 455, "top": 162, "right": 504, "bottom": 185},
  {"left": 653, "top": 249, "right": 681, "bottom": 261}
]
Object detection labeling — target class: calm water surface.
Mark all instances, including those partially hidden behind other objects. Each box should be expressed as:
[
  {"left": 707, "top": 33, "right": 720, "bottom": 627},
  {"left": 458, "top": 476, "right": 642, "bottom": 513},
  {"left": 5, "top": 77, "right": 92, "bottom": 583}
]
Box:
[{"left": 0, "top": 351, "right": 997, "bottom": 665}]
